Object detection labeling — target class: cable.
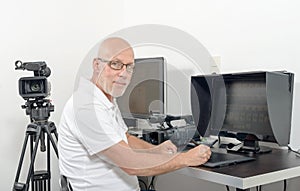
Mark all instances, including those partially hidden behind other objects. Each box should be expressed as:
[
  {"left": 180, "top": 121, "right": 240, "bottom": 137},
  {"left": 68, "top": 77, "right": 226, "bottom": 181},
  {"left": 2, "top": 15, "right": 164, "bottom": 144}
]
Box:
[
  {"left": 138, "top": 179, "right": 147, "bottom": 191},
  {"left": 287, "top": 146, "right": 300, "bottom": 157},
  {"left": 283, "top": 179, "right": 287, "bottom": 191},
  {"left": 148, "top": 176, "right": 156, "bottom": 190},
  {"left": 225, "top": 185, "right": 230, "bottom": 191},
  {"left": 256, "top": 185, "right": 262, "bottom": 191}
]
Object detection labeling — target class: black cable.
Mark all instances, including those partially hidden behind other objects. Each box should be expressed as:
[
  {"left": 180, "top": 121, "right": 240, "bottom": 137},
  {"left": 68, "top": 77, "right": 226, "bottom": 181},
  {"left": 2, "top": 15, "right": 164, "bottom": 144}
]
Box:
[
  {"left": 225, "top": 185, "right": 230, "bottom": 191},
  {"left": 148, "top": 176, "right": 156, "bottom": 190},
  {"left": 287, "top": 146, "right": 300, "bottom": 156},
  {"left": 283, "top": 179, "right": 287, "bottom": 191},
  {"left": 138, "top": 179, "right": 147, "bottom": 191}
]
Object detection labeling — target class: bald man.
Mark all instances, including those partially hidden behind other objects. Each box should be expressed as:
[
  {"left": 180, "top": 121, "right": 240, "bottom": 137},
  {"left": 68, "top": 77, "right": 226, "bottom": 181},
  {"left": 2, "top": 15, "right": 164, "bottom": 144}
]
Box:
[{"left": 58, "top": 37, "right": 211, "bottom": 191}]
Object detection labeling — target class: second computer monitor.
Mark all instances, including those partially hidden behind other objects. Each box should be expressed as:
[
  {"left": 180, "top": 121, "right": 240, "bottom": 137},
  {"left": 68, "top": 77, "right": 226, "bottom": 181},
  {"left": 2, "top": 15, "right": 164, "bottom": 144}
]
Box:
[
  {"left": 190, "top": 71, "right": 294, "bottom": 147},
  {"left": 117, "top": 57, "right": 165, "bottom": 119}
]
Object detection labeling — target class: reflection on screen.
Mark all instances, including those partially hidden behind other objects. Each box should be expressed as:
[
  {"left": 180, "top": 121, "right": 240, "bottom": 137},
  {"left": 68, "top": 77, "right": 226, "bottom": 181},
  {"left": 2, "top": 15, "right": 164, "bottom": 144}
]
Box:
[{"left": 221, "top": 81, "right": 273, "bottom": 138}]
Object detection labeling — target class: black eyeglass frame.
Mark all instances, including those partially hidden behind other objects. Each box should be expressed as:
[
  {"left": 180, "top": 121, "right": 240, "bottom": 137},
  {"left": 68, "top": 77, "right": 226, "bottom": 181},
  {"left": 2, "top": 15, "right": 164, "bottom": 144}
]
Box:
[{"left": 97, "top": 58, "right": 135, "bottom": 73}]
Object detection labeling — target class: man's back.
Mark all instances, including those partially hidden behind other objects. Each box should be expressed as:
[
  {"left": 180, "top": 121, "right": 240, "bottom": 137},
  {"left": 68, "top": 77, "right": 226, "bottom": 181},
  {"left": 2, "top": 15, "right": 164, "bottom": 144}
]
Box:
[{"left": 58, "top": 78, "right": 139, "bottom": 191}]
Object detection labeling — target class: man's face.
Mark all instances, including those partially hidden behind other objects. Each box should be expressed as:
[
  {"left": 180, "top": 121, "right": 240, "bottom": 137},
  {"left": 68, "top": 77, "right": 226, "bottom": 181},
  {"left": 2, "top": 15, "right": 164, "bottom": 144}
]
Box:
[{"left": 96, "top": 48, "right": 134, "bottom": 99}]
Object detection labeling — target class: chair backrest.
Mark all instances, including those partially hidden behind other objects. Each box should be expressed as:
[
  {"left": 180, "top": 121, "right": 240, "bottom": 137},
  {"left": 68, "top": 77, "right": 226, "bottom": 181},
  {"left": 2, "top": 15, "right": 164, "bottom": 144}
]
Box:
[{"left": 60, "top": 175, "right": 73, "bottom": 191}]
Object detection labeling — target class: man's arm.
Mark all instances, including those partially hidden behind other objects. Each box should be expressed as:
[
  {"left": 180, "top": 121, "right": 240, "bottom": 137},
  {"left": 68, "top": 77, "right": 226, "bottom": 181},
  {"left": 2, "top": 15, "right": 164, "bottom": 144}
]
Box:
[
  {"left": 126, "top": 132, "right": 154, "bottom": 149},
  {"left": 100, "top": 140, "right": 211, "bottom": 176},
  {"left": 121, "top": 144, "right": 210, "bottom": 176},
  {"left": 126, "top": 132, "right": 177, "bottom": 154}
]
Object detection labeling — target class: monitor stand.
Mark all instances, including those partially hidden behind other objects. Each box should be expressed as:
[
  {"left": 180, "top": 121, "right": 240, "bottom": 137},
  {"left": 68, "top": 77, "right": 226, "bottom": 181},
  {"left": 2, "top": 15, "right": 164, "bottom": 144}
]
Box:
[
  {"left": 218, "top": 132, "right": 273, "bottom": 155},
  {"left": 228, "top": 139, "right": 272, "bottom": 155}
]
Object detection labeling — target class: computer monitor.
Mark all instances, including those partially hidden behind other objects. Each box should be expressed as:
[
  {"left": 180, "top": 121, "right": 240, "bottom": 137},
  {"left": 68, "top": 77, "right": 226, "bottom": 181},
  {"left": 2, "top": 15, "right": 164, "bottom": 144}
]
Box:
[
  {"left": 117, "top": 57, "right": 165, "bottom": 119},
  {"left": 191, "top": 71, "right": 294, "bottom": 153}
]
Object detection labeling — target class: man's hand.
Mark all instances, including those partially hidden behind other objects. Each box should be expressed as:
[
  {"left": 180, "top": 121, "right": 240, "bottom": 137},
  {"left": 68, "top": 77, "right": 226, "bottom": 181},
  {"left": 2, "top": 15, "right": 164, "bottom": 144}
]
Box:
[
  {"left": 181, "top": 144, "right": 211, "bottom": 167},
  {"left": 151, "top": 140, "right": 177, "bottom": 154}
]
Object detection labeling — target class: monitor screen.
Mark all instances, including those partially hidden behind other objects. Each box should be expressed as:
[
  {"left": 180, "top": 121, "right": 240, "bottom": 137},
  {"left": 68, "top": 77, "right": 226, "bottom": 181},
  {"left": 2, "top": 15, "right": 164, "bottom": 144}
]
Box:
[
  {"left": 117, "top": 57, "right": 165, "bottom": 119},
  {"left": 214, "top": 79, "right": 274, "bottom": 142},
  {"left": 191, "top": 71, "right": 294, "bottom": 147}
]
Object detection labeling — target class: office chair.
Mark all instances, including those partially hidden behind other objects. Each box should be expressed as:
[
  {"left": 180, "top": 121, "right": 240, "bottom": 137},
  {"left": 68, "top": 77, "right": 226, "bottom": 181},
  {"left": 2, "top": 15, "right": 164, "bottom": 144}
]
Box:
[{"left": 60, "top": 175, "right": 73, "bottom": 191}]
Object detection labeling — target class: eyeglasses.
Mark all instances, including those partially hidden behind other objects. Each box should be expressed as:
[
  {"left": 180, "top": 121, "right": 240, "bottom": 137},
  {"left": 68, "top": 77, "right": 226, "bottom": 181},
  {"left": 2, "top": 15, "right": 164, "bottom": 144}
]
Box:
[{"left": 97, "top": 58, "right": 135, "bottom": 74}]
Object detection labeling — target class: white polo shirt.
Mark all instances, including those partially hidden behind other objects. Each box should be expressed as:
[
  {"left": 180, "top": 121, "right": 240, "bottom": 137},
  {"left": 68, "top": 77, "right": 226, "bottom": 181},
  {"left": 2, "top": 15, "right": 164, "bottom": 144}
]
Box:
[{"left": 58, "top": 78, "right": 139, "bottom": 191}]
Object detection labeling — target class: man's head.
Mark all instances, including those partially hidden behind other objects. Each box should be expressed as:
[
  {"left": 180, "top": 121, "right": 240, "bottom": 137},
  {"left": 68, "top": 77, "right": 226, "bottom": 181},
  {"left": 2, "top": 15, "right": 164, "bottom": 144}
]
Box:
[{"left": 91, "top": 37, "right": 134, "bottom": 101}]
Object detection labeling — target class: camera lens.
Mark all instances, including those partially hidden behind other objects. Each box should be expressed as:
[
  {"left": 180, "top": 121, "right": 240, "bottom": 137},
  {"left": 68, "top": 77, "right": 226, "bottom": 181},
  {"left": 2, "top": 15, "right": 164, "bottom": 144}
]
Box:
[
  {"left": 19, "top": 74, "right": 49, "bottom": 99},
  {"left": 30, "top": 82, "right": 41, "bottom": 92}
]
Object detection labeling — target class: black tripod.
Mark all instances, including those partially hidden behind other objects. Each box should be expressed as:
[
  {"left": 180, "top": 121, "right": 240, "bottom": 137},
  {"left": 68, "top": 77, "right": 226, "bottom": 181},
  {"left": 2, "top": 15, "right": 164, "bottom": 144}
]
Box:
[{"left": 13, "top": 99, "right": 58, "bottom": 191}]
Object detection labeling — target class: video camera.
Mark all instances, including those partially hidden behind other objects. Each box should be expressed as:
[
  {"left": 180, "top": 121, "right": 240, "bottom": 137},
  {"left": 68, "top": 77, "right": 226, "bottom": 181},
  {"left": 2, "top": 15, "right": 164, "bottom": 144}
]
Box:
[
  {"left": 15, "top": 60, "right": 51, "bottom": 100},
  {"left": 142, "top": 125, "right": 196, "bottom": 146},
  {"left": 13, "top": 60, "right": 58, "bottom": 191},
  {"left": 142, "top": 114, "right": 197, "bottom": 147}
]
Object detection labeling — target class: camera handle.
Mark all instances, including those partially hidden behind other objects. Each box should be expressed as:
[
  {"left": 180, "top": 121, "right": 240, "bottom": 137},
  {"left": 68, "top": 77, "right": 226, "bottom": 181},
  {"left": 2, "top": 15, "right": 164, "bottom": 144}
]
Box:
[{"left": 13, "top": 121, "right": 58, "bottom": 191}]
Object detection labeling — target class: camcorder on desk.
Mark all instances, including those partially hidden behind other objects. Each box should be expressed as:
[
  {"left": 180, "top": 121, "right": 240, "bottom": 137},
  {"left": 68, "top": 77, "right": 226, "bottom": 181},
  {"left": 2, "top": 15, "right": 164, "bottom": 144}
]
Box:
[{"left": 142, "top": 114, "right": 197, "bottom": 147}]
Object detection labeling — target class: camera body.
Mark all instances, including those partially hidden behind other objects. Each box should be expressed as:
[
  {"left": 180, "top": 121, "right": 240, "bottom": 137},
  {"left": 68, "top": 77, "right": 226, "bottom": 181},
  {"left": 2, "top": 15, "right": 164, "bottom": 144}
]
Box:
[
  {"left": 19, "top": 76, "right": 49, "bottom": 99},
  {"left": 15, "top": 60, "right": 51, "bottom": 100},
  {"left": 142, "top": 125, "right": 196, "bottom": 146}
]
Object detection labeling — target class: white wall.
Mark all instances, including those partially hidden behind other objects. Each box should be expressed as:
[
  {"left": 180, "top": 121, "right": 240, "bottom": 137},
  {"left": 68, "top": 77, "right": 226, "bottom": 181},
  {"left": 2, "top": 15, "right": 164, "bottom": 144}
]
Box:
[
  {"left": 0, "top": 0, "right": 124, "bottom": 190},
  {"left": 123, "top": 0, "right": 300, "bottom": 147},
  {"left": 122, "top": 0, "right": 300, "bottom": 190},
  {"left": 1, "top": 0, "right": 300, "bottom": 190}
]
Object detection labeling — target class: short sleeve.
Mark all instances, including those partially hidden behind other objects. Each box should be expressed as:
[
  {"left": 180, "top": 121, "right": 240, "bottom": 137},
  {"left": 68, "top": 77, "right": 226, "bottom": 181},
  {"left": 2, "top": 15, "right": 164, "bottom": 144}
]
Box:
[{"left": 74, "top": 102, "right": 123, "bottom": 155}]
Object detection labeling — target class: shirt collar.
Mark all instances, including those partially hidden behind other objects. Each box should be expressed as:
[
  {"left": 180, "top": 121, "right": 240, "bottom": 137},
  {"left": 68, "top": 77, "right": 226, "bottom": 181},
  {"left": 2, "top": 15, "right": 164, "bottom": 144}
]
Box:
[{"left": 78, "top": 77, "right": 115, "bottom": 110}]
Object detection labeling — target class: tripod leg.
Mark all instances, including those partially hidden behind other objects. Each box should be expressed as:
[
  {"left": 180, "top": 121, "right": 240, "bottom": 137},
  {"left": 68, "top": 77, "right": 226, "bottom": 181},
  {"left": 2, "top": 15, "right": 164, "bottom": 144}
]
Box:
[
  {"left": 31, "top": 125, "right": 54, "bottom": 191},
  {"left": 13, "top": 124, "right": 42, "bottom": 191},
  {"left": 26, "top": 125, "right": 42, "bottom": 191},
  {"left": 30, "top": 135, "right": 34, "bottom": 191},
  {"left": 45, "top": 129, "right": 58, "bottom": 157},
  {"left": 14, "top": 133, "right": 30, "bottom": 185},
  {"left": 41, "top": 121, "right": 59, "bottom": 191},
  {"left": 45, "top": 122, "right": 59, "bottom": 157},
  {"left": 47, "top": 136, "right": 51, "bottom": 191}
]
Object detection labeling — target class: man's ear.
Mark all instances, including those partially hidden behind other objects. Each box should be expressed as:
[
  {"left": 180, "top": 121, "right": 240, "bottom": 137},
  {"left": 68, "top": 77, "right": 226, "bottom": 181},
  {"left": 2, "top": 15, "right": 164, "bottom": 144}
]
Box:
[{"left": 93, "top": 58, "right": 100, "bottom": 72}]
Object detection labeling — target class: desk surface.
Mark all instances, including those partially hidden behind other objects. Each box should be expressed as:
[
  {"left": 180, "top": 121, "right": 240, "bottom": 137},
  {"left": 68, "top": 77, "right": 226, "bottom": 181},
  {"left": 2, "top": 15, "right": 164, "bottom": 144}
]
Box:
[{"left": 176, "top": 148, "right": 300, "bottom": 190}]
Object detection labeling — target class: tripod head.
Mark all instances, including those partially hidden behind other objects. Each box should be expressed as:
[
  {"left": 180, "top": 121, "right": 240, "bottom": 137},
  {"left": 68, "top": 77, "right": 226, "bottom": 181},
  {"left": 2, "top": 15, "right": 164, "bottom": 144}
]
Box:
[{"left": 22, "top": 98, "right": 54, "bottom": 123}]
